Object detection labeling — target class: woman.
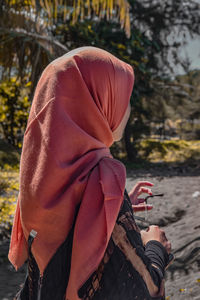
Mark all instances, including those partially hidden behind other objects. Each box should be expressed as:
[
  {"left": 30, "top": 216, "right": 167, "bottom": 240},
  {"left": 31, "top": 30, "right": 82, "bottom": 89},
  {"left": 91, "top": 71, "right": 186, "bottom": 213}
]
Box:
[{"left": 9, "top": 47, "right": 171, "bottom": 300}]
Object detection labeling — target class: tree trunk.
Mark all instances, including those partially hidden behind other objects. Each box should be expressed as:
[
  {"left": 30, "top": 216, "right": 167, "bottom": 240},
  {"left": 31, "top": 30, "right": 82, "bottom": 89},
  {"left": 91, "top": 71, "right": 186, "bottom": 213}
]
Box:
[{"left": 124, "top": 122, "right": 137, "bottom": 161}]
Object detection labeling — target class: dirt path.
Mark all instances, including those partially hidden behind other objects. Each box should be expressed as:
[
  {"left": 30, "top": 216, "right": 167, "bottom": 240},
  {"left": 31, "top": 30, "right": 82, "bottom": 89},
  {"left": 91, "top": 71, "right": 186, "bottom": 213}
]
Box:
[
  {"left": 126, "top": 171, "right": 200, "bottom": 300},
  {"left": 1, "top": 170, "right": 200, "bottom": 300}
]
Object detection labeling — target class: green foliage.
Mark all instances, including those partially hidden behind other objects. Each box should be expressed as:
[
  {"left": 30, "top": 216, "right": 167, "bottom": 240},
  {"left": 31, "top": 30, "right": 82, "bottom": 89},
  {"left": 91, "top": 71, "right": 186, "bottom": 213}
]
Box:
[
  {"left": 0, "top": 177, "right": 9, "bottom": 194},
  {"left": 0, "top": 170, "right": 19, "bottom": 232},
  {"left": 0, "top": 196, "right": 16, "bottom": 229},
  {"left": 0, "top": 1, "right": 200, "bottom": 161},
  {"left": 0, "top": 78, "right": 31, "bottom": 148},
  {"left": 0, "top": 139, "right": 20, "bottom": 169},
  {"left": 137, "top": 139, "right": 200, "bottom": 163}
]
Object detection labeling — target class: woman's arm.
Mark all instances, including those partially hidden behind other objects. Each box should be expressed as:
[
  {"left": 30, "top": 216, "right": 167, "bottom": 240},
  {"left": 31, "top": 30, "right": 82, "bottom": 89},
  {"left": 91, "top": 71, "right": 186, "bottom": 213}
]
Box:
[{"left": 115, "top": 190, "right": 171, "bottom": 298}]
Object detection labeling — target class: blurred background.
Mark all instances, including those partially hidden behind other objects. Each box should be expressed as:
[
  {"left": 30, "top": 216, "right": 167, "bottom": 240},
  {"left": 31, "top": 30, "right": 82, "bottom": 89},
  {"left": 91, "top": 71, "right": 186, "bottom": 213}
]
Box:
[
  {"left": 0, "top": 0, "right": 200, "bottom": 165},
  {"left": 0, "top": 1, "right": 200, "bottom": 299}
]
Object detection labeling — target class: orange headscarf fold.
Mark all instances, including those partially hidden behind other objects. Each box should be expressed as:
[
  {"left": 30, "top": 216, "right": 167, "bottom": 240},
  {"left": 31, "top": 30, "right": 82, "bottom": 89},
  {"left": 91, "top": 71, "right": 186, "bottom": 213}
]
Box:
[{"left": 8, "top": 46, "right": 134, "bottom": 300}]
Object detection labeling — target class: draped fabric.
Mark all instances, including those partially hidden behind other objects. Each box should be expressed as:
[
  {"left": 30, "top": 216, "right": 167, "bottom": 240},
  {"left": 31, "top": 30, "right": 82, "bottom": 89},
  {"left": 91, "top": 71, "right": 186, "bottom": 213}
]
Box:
[
  {"left": 14, "top": 192, "right": 166, "bottom": 300},
  {"left": 8, "top": 46, "right": 134, "bottom": 300}
]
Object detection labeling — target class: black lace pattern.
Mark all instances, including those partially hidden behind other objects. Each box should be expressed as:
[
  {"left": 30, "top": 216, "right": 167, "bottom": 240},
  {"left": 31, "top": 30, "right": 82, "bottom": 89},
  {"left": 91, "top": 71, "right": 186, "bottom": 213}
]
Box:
[{"left": 15, "top": 191, "right": 165, "bottom": 300}]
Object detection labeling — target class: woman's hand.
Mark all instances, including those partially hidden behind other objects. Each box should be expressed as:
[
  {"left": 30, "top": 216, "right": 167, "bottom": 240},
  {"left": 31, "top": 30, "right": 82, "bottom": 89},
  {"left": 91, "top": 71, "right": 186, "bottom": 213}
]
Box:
[
  {"left": 141, "top": 225, "right": 171, "bottom": 254},
  {"left": 129, "top": 181, "right": 154, "bottom": 212}
]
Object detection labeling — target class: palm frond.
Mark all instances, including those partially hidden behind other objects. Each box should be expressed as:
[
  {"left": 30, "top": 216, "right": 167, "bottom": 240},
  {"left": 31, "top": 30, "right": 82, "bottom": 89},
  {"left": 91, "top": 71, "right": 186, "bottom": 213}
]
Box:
[
  {"left": 0, "top": 0, "right": 131, "bottom": 95},
  {"left": 4, "top": 0, "right": 131, "bottom": 37},
  {"left": 0, "top": 5, "right": 68, "bottom": 92}
]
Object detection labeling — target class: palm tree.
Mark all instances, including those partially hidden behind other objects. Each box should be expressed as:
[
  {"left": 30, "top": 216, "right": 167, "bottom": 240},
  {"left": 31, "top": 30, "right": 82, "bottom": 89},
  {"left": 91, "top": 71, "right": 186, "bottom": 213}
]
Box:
[{"left": 0, "top": 0, "right": 131, "bottom": 93}]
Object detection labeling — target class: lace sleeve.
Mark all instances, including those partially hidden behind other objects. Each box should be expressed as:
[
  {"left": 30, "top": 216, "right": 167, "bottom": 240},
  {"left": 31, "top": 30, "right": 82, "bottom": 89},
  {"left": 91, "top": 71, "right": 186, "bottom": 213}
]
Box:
[{"left": 79, "top": 190, "right": 168, "bottom": 300}]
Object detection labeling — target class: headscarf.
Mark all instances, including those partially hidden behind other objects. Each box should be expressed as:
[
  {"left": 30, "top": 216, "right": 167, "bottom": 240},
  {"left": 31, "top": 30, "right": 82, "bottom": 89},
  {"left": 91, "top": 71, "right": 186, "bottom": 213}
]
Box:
[{"left": 8, "top": 46, "right": 134, "bottom": 299}]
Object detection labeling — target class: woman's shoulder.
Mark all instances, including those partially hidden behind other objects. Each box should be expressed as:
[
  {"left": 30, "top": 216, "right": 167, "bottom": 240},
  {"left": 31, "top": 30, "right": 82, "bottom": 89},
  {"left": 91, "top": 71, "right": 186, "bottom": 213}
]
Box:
[{"left": 100, "top": 157, "right": 126, "bottom": 174}]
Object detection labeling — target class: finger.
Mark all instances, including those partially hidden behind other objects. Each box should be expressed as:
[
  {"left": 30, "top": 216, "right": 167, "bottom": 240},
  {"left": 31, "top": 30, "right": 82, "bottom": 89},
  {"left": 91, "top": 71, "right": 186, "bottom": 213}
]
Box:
[
  {"left": 132, "top": 203, "right": 153, "bottom": 209},
  {"left": 138, "top": 187, "right": 153, "bottom": 196},
  {"left": 137, "top": 181, "right": 154, "bottom": 187},
  {"left": 132, "top": 204, "right": 153, "bottom": 212},
  {"left": 130, "top": 181, "right": 154, "bottom": 195},
  {"left": 136, "top": 198, "right": 146, "bottom": 204},
  {"left": 167, "top": 241, "right": 171, "bottom": 249},
  {"left": 149, "top": 225, "right": 159, "bottom": 230},
  {"left": 166, "top": 241, "right": 171, "bottom": 253},
  {"left": 161, "top": 231, "right": 167, "bottom": 241}
]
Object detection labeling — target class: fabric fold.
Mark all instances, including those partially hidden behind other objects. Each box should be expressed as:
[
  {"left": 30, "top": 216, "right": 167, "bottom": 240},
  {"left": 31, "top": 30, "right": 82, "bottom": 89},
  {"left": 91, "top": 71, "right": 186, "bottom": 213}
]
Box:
[{"left": 66, "top": 157, "right": 126, "bottom": 300}]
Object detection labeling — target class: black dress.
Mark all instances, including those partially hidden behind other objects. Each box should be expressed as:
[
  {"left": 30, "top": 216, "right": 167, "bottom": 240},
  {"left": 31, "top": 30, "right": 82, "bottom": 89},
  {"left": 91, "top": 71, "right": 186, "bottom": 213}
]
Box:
[{"left": 15, "top": 191, "right": 169, "bottom": 300}]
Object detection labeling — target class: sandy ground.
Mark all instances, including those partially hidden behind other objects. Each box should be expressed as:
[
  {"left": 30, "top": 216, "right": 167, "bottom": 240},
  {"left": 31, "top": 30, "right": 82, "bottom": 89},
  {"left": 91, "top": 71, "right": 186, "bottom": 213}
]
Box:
[{"left": 0, "top": 165, "right": 200, "bottom": 300}]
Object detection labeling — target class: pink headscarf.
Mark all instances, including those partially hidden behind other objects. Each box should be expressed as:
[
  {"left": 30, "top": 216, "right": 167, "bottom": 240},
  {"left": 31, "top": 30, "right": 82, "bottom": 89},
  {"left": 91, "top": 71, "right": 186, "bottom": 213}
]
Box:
[{"left": 8, "top": 47, "right": 134, "bottom": 299}]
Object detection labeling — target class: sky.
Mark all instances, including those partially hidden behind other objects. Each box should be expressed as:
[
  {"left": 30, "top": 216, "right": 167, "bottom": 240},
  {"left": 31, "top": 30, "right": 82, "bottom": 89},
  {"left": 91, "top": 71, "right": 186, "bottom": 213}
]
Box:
[
  {"left": 179, "top": 37, "right": 200, "bottom": 74},
  {"left": 166, "top": 31, "right": 200, "bottom": 76},
  {"left": 186, "top": 38, "right": 200, "bottom": 69},
  {"left": 178, "top": 0, "right": 200, "bottom": 74}
]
